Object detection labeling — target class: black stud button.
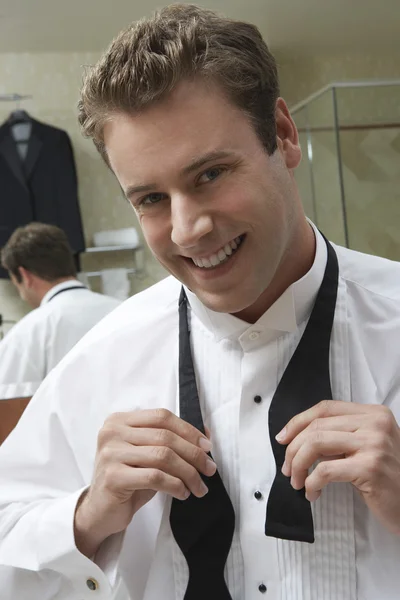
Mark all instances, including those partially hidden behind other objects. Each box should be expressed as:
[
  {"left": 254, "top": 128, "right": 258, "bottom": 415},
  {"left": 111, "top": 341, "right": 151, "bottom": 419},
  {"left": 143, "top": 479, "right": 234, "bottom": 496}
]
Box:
[
  {"left": 254, "top": 395, "right": 262, "bottom": 404},
  {"left": 254, "top": 490, "right": 263, "bottom": 500},
  {"left": 258, "top": 583, "right": 267, "bottom": 593},
  {"left": 86, "top": 578, "right": 98, "bottom": 591}
]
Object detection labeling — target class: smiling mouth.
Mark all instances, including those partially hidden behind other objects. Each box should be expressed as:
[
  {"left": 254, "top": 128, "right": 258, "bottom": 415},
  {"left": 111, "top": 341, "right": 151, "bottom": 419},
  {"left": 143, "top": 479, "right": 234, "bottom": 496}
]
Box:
[{"left": 190, "top": 235, "right": 245, "bottom": 269}]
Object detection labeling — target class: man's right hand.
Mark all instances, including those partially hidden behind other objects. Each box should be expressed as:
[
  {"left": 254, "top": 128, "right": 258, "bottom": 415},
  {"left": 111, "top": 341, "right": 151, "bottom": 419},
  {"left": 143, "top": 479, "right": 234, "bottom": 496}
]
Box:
[{"left": 74, "top": 408, "right": 216, "bottom": 558}]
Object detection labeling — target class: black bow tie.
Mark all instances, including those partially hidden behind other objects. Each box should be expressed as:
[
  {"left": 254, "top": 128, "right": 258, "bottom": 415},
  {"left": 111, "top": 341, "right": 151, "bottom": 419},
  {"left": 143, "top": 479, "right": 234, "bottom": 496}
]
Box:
[{"left": 170, "top": 234, "right": 339, "bottom": 599}]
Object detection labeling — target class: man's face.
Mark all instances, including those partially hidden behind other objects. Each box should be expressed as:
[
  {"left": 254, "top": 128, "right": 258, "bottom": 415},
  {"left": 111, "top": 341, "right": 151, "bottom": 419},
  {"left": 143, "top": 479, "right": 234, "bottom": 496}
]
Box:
[{"left": 104, "top": 80, "right": 303, "bottom": 320}]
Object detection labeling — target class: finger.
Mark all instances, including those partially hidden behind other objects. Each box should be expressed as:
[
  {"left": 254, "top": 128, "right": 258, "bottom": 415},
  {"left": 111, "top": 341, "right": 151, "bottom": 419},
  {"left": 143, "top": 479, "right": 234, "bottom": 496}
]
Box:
[
  {"left": 121, "top": 427, "right": 217, "bottom": 477},
  {"left": 115, "top": 443, "right": 211, "bottom": 498},
  {"left": 298, "top": 414, "right": 366, "bottom": 434},
  {"left": 282, "top": 416, "right": 366, "bottom": 475},
  {"left": 112, "top": 409, "right": 212, "bottom": 451},
  {"left": 286, "top": 431, "right": 359, "bottom": 490},
  {"left": 114, "top": 463, "right": 192, "bottom": 501},
  {"left": 304, "top": 456, "right": 361, "bottom": 501},
  {"left": 276, "top": 400, "right": 373, "bottom": 444}
]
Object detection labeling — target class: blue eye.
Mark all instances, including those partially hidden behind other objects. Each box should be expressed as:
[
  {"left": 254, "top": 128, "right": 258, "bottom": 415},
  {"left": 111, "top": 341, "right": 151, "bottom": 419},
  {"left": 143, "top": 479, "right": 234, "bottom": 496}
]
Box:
[
  {"left": 198, "top": 167, "right": 225, "bottom": 184},
  {"left": 141, "top": 193, "right": 165, "bottom": 205}
]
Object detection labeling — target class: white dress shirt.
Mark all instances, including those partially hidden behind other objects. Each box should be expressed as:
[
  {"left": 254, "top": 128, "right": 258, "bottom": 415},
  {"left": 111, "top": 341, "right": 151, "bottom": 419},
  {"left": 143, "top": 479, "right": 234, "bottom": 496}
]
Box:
[
  {"left": 0, "top": 280, "right": 120, "bottom": 399},
  {"left": 0, "top": 225, "right": 400, "bottom": 600}
]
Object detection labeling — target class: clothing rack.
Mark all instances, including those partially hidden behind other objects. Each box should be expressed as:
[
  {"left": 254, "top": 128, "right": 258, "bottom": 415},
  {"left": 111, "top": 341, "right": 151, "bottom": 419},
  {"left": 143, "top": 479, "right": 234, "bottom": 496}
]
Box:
[{"left": 0, "top": 94, "right": 32, "bottom": 103}]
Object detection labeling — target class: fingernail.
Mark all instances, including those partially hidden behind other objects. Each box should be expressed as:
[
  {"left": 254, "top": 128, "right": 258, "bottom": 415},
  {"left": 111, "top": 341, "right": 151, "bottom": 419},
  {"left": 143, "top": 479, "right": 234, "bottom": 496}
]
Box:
[
  {"left": 276, "top": 427, "right": 287, "bottom": 442},
  {"left": 205, "top": 458, "right": 217, "bottom": 476},
  {"left": 281, "top": 461, "right": 290, "bottom": 476},
  {"left": 199, "top": 437, "right": 213, "bottom": 452},
  {"left": 306, "top": 491, "right": 319, "bottom": 502},
  {"left": 199, "top": 481, "right": 209, "bottom": 497},
  {"left": 183, "top": 488, "right": 191, "bottom": 500}
]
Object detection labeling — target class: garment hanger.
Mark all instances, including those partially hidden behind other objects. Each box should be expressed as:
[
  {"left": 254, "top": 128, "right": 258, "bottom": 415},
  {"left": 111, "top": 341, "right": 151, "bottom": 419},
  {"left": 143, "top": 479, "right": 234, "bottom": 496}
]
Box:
[
  {"left": 0, "top": 94, "right": 33, "bottom": 126},
  {"left": 8, "top": 109, "right": 32, "bottom": 125}
]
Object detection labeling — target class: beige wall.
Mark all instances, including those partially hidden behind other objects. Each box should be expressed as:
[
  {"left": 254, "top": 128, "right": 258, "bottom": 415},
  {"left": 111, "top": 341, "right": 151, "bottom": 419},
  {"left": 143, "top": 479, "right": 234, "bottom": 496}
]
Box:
[
  {"left": 278, "top": 51, "right": 400, "bottom": 107},
  {"left": 0, "top": 52, "right": 167, "bottom": 325}
]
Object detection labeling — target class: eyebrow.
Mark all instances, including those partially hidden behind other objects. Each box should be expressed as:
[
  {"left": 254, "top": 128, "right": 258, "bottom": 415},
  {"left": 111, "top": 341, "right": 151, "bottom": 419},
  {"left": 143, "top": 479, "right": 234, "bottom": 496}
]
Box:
[
  {"left": 124, "top": 150, "right": 234, "bottom": 200},
  {"left": 181, "top": 150, "right": 233, "bottom": 175},
  {"left": 125, "top": 183, "right": 157, "bottom": 200}
]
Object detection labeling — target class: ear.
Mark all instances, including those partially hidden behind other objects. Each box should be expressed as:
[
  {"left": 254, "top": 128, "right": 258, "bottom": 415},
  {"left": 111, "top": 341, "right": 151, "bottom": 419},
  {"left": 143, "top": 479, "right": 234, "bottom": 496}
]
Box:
[
  {"left": 18, "top": 266, "right": 34, "bottom": 288},
  {"left": 275, "top": 98, "right": 302, "bottom": 170}
]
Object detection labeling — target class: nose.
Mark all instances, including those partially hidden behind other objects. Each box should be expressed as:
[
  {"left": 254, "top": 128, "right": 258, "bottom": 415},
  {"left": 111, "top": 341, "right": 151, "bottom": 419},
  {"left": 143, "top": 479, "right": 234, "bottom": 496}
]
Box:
[{"left": 170, "top": 193, "right": 213, "bottom": 249}]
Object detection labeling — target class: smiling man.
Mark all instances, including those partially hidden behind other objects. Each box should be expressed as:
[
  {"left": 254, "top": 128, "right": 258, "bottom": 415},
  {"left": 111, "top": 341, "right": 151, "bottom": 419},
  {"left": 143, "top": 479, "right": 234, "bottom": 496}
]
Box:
[
  {"left": 105, "top": 80, "right": 314, "bottom": 322},
  {"left": 0, "top": 5, "right": 400, "bottom": 600}
]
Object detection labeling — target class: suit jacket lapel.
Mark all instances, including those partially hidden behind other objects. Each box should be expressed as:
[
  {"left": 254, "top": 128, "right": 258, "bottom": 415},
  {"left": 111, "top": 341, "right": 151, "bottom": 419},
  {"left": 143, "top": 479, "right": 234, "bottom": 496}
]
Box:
[
  {"left": 0, "top": 124, "right": 29, "bottom": 192},
  {"left": 25, "top": 120, "right": 43, "bottom": 180}
]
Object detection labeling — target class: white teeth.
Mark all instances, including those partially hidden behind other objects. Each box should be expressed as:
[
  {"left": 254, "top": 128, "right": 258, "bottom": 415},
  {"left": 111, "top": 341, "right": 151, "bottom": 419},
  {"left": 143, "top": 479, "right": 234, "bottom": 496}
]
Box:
[
  {"left": 192, "top": 235, "right": 243, "bottom": 268},
  {"left": 218, "top": 249, "right": 227, "bottom": 261}
]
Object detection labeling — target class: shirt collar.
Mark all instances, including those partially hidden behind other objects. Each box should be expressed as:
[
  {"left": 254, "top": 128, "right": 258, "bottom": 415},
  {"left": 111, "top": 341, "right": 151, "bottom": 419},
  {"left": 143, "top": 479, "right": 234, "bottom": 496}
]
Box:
[
  {"left": 40, "top": 279, "right": 85, "bottom": 306},
  {"left": 185, "top": 221, "right": 327, "bottom": 343}
]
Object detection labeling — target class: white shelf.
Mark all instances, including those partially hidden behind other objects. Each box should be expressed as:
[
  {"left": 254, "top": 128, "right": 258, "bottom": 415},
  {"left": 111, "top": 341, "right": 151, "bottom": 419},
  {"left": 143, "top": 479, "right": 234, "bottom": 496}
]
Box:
[{"left": 84, "top": 244, "right": 143, "bottom": 254}]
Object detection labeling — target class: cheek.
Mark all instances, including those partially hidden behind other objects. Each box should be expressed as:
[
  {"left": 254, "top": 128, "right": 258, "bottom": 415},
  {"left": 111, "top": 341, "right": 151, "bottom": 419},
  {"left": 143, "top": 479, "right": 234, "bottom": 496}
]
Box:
[
  {"left": 225, "top": 193, "right": 249, "bottom": 216},
  {"left": 140, "top": 214, "right": 172, "bottom": 256},
  {"left": 215, "top": 184, "right": 255, "bottom": 221},
  {"left": 222, "top": 175, "right": 276, "bottom": 219}
]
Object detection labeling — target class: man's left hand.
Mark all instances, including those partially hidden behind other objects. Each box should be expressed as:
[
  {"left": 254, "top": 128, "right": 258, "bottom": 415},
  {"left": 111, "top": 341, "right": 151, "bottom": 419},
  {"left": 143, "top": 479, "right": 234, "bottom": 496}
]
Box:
[{"left": 276, "top": 400, "right": 400, "bottom": 535}]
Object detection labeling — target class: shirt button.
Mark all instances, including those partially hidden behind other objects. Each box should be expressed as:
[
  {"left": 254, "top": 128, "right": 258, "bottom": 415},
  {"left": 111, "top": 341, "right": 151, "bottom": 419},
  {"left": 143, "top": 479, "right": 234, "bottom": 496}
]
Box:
[
  {"left": 259, "top": 583, "right": 267, "bottom": 593},
  {"left": 254, "top": 490, "right": 263, "bottom": 500},
  {"left": 86, "top": 578, "right": 99, "bottom": 591},
  {"left": 254, "top": 395, "right": 262, "bottom": 404},
  {"left": 249, "top": 331, "right": 260, "bottom": 340}
]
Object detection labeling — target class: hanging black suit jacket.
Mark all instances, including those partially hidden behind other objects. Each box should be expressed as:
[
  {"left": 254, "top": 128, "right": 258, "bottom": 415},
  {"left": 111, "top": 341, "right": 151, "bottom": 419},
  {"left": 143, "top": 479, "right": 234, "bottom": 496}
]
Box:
[{"left": 0, "top": 117, "right": 85, "bottom": 278}]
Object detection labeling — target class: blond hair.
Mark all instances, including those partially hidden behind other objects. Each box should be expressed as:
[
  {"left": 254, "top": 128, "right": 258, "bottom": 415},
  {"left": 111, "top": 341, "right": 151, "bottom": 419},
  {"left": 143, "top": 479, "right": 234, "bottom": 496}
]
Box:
[{"left": 78, "top": 4, "right": 279, "bottom": 163}]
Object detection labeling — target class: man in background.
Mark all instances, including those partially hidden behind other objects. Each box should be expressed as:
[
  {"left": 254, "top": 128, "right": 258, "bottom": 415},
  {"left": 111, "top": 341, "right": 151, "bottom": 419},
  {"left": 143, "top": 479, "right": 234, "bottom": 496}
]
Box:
[{"left": 0, "top": 222, "right": 120, "bottom": 441}]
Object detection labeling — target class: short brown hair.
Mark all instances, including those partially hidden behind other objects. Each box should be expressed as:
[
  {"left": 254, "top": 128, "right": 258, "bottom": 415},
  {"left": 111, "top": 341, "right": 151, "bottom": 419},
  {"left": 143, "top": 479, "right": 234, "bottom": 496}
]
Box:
[
  {"left": 1, "top": 223, "right": 77, "bottom": 283},
  {"left": 78, "top": 3, "right": 279, "bottom": 164}
]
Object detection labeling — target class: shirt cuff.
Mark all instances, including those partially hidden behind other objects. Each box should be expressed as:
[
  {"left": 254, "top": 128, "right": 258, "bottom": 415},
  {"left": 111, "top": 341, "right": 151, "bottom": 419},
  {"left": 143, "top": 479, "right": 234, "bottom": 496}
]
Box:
[
  {"left": 36, "top": 487, "right": 120, "bottom": 599},
  {"left": 0, "top": 380, "right": 41, "bottom": 400}
]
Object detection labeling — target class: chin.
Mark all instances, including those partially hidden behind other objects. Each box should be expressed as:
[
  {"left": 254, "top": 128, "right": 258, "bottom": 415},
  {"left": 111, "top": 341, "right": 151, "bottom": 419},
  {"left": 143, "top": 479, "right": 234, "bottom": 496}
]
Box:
[{"left": 198, "top": 290, "right": 256, "bottom": 315}]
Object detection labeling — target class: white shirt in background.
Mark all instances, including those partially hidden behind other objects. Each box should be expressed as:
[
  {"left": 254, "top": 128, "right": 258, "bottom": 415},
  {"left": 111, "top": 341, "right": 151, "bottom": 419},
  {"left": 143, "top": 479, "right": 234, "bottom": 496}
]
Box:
[
  {"left": 0, "top": 225, "right": 400, "bottom": 599},
  {"left": 0, "top": 280, "right": 120, "bottom": 400}
]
